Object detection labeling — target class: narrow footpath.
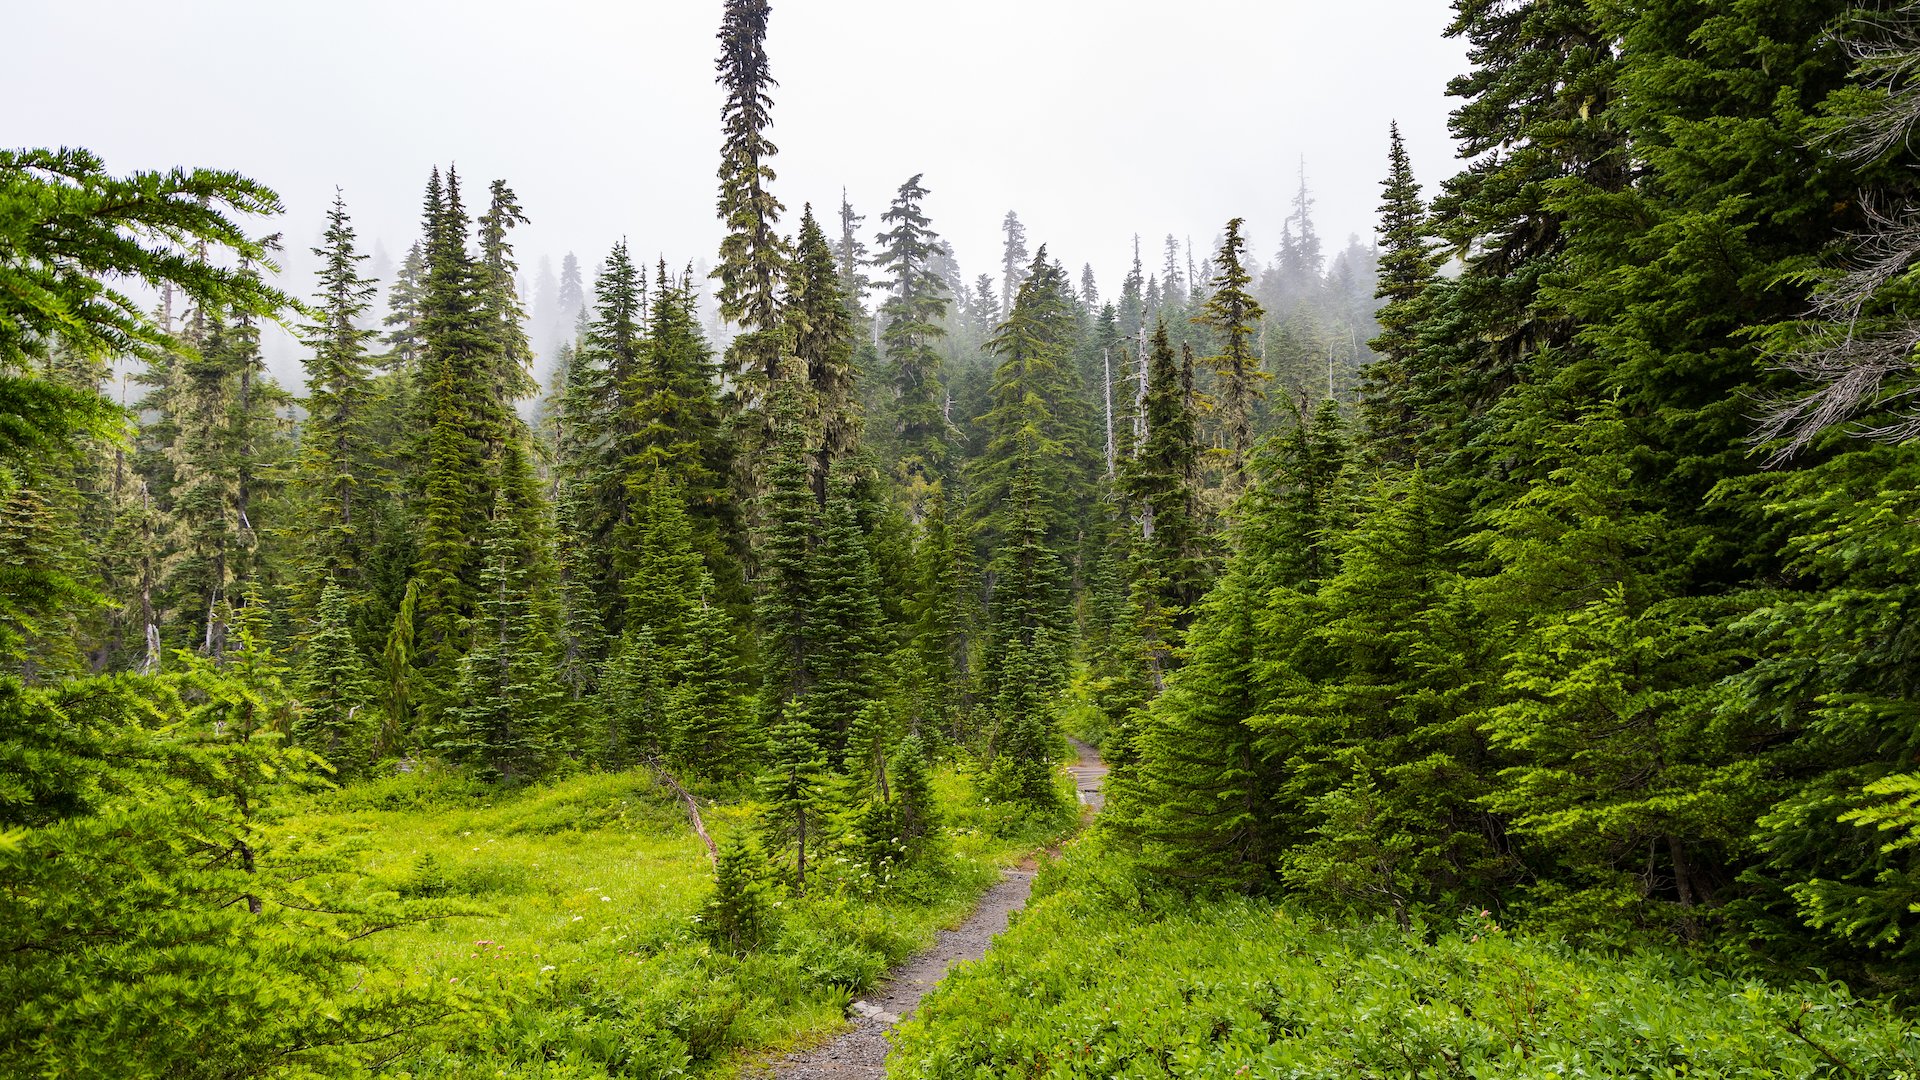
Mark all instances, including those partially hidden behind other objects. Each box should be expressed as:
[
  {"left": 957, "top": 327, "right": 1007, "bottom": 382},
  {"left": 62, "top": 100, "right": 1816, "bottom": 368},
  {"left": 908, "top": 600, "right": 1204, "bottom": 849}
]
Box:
[{"left": 757, "top": 740, "right": 1108, "bottom": 1079}]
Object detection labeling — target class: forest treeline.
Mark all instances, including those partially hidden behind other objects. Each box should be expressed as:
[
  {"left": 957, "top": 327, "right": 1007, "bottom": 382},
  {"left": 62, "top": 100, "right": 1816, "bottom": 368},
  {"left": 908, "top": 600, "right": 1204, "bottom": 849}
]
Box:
[{"left": 13, "top": 0, "right": 1920, "bottom": 1074}]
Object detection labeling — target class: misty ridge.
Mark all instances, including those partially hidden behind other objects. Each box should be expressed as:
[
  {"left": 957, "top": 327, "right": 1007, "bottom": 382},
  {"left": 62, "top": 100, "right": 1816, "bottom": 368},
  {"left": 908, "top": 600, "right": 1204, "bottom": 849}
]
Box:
[{"left": 14, "top": 2, "right": 1920, "bottom": 1079}]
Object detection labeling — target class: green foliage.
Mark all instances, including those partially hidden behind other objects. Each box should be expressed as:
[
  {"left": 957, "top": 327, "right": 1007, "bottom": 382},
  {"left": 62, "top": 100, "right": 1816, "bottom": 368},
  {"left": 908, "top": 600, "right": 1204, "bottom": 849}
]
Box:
[
  {"left": 0, "top": 661, "right": 458, "bottom": 1079},
  {"left": 0, "top": 147, "right": 290, "bottom": 370},
  {"left": 699, "top": 836, "right": 774, "bottom": 954},
  {"left": 297, "top": 582, "right": 378, "bottom": 777},
  {"left": 894, "top": 851, "right": 1920, "bottom": 1080}
]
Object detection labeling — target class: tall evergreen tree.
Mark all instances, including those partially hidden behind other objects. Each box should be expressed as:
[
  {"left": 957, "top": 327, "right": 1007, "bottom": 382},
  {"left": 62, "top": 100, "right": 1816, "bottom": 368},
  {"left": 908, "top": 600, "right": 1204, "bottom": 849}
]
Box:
[
  {"left": 1196, "top": 219, "right": 1266, "bottom": 493},
  {"left": 713, "top": 0, "right": 787, "bottom": 422},
  {"left": 999, "top": 210, "right": 1030, "bottom": 321},
  {"left": 787, "top": 205, "right": 859, "bottom": 505},
  {"left": 1361, "top": 123, "right": 1437, "bottom": 463},
  {"left": 874, "top": 174, "right": 952, "bottom": 519},
  {"left": 968, "top": 250, "right": 1093, "bottom": 556},
  {"left": 408, "top": 167, "right": 500, "bottom": 709},
  {"left": 1119, "top": 322, "right": 1211, "bottom": 690},
  {"left": 294, "top": 191, "right": 378, "bottom": 602}
]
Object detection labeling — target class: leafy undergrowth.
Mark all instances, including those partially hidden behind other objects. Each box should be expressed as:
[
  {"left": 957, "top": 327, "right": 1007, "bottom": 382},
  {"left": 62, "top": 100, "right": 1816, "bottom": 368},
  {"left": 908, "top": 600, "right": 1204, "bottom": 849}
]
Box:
[
  {"left": 891, "top": 839, "right": 1920, "bottom": 1078},
  {"left": 283, "top": 760, "right": 1072, "bottom": 1078}
]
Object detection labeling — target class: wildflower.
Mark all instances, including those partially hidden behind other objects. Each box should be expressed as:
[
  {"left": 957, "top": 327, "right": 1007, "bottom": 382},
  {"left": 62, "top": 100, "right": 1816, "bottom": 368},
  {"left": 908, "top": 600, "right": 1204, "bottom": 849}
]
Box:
[{"left": 540, "top": 965, "right": 555, "bottom": 973}]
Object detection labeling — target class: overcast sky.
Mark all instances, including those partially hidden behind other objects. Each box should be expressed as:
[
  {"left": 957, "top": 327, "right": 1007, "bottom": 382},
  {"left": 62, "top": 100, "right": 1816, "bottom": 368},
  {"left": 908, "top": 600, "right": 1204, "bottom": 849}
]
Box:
[{"left": 11, "top": 0, "right": 1468, "bottom": 376}]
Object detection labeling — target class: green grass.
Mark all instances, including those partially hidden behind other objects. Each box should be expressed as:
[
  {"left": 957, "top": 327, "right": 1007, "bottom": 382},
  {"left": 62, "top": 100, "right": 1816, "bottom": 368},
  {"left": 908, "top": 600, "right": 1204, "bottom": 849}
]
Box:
[
  {"left": 282, "top": 760, "right": 1072, "bottom": 1078},
  {"left": 891, "top": 835, "right": 1920, "bottom": 1078}
]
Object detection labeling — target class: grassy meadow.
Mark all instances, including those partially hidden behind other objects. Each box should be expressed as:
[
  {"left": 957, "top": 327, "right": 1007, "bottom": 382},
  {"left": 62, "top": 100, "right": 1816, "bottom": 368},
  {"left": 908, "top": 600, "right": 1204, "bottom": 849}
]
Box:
[{"left": 277, "top": 762, "right": 1073, "bottom": 1078}]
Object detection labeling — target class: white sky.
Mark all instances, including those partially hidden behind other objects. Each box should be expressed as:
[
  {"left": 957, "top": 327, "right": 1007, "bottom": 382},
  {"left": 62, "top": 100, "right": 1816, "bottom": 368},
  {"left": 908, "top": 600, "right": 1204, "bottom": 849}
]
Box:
[{"left": 10, "top": 0, "right": 1468, "bottom": 375}]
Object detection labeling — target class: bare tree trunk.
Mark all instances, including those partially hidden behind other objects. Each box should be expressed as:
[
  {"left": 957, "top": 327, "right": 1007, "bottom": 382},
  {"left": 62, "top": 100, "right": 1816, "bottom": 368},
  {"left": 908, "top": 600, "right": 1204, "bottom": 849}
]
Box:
[
  {"left": 1134, "top": 325, "right": 1149, "bottom": 453},
  {"left": 1102, "top": 346, "right": 1116, "bottom": 478}
]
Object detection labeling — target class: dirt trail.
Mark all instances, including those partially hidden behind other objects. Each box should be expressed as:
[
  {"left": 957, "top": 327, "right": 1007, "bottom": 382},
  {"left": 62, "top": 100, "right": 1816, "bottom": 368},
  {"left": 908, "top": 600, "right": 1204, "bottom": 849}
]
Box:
[
  {"left": 755, "top": 741, "right": 1107, "bottom": 1079},
  {"left": 1066, "top": 738, "right": 1108, "bottom": 812}
]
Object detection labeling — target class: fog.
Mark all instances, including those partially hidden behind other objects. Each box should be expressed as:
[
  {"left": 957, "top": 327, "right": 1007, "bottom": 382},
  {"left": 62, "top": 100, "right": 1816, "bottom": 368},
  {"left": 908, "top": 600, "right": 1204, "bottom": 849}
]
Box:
[{"left": 10, "top": 0, "right": 1468, "bottom": 382}]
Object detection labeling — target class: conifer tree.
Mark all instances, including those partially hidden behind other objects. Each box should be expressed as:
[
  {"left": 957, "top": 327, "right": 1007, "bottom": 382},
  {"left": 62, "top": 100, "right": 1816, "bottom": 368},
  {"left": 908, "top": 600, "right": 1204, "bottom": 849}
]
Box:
[
  {"left": 378, "top": 579, "right": 419, "bottom": 756},
  {"left": 476, "top": 180, "right": 538, "bottom": 411},
  {"left": 295, "top": 192, "right": 379, "bottom": 602},
  {"left": 665, "top": 575, "right": 756, "bottom": 779},
  {"left": 756, "top": 366, "right": 820, "bottom": 726},
  {"left": 890, "top": 731, "right": 939, "bottom": 857},
  {"left": 713, "top": 0, "right": 787, "bottom": 421},
  {"left": 1120, "top": 322, "right": 1211, "bottom": 689},
  {"left": 699, "top": 836, "right": 771, "bottom": 954},
  {"left": 874, "top": 174, "right": 952, "bottom": 518},
  {"left": 833, "top": 191, "right": 874, "bottom": 318},
  {"left": 760, "top": 705, "right": 827, "bottom": 891},
  {"left": 786, "top": 205, "right": 859, "bottom": 505},
  {"left": 807, "top": 476, "right": 889, "bottom": 761},
  {"left": 1196, "top": 218, "right": 1266, "bottom": 493},
  {"left": 598, "top": 626, "right": 665, "bottom": 769},
  {"left": 999, "top": 210, "right": 1030, "bottom": 321},
  {"left": 408, "top": 167, "right": 500, "bottom": 706},
  {"left": 296, "top": 582, "right": 376, "bottom": 777},
  {"left": 1361, "top": 122, "right": 1436, "bottom": 463},
  {"left": 968, "top": 250, "right": 1094, "bottom": 556},
  {"left": 1129, "top": 558, "right": 1273, "bottom": 888},
  {"left": 910, "top": 492, "right": 973, "bottom": 740},
  {"left": 440, "top": 495, "right": 564, "bottom": 780},
  {"left": 979, "top": 451, "right": 1071, "bottom": 802},
  {"left": 381, "top": 241, "right": 428, "bottom": 371}
]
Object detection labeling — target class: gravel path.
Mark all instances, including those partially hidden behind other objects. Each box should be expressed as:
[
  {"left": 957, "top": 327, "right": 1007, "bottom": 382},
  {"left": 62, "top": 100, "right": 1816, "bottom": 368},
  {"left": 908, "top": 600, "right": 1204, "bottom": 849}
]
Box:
[{"left": 755, "top": 742, "right": 1107, "bottom": 1079}]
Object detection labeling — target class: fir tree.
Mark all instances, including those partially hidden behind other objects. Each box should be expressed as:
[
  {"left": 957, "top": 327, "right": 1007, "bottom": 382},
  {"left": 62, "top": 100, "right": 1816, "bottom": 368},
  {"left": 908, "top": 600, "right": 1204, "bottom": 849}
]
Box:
[
  {"left": 440, "top": 494, "right": 564, "bottom": 781},
  {"left": 910, "top": 492, "right": 973, "bottom": 741},
  {"left": 968, "top": 250, "right": 1094, "bottom": 557},
  {"left": 999, "top": 210, "right": 1030, "bottom": 321},
  {"left": 408, "top": 167, "right": 500, "bottom": 708},
  {"left": 1361, "top": 122, "right": 1436, "bottom": 463},
  {"left": 1119, "top": 321, "right": 1211, "bottom": 690},
  {"left": 786, "top": 205, "right": 859, "bottom": 506},
  {"left": 665, "top": 574, "right": 756, "bottom": 779},
  {"left": 807, "top": 476, "right": 889, "bottom": 762},
  {"left": 296, "top": 582, "right": 376, "bottom": 777},
  {"left": 699, "top": 836, "right": 772, "bottom": 954},
  {"left": 713, "top": 0, "right": 787, "bottom": 421},
  {"left": 1195, "top": 219, "right": 1266, "bottom": 493},
  {"left": 295, "top": 191, "right": 379, "bottom": 602},
  {"left": 598, "top": 625, "right": 666, "bottom": 770},
  {"left": 873, "top": 174, "right": 952, "bottom": 518}
]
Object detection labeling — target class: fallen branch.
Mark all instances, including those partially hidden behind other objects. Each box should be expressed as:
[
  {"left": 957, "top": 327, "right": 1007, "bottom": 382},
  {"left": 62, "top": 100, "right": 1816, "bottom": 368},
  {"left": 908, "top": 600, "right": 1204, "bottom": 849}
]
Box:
[{"left": 647, "top": 756, "right": 717, "bottom": 866}]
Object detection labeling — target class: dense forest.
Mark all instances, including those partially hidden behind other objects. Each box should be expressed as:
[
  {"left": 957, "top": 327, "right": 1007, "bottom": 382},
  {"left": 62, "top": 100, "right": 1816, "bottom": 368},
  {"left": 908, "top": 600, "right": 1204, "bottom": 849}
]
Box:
[{"left": 16, "top": 0, "right": 1920, "bottom": 1076}]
